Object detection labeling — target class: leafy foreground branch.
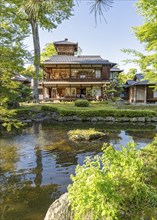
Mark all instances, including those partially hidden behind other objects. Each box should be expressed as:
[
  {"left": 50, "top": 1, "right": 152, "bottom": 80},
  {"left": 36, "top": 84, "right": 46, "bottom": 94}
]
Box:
[
  {"left": 68, "top": 136, "right": 157, "bottom": 220},
  {"left": 0, "top": 107, "right": 23, "bottom": 132}
]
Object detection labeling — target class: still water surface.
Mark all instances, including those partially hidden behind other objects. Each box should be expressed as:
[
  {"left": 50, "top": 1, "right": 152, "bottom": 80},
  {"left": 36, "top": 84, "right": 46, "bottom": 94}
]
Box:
[{"left": 0, "top": 122, "right": 157, "bottom": 220}]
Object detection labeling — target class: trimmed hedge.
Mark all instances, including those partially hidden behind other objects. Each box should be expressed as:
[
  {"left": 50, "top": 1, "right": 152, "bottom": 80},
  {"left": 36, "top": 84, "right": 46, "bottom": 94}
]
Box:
[
  {"left": 75, "top": 99, "right": 89, "bottom": 107},
  {"left": 59, "top": 109, "right": 156, "bottom": 118},
  {"left": 15, "top": 109, "right": 30, "bottom": 114},
  {"left": 16, "top": 105, "right": 157, "bottom": 119},
  {"left": 41, "top": 105, "right": 58, "bottom": 112}
]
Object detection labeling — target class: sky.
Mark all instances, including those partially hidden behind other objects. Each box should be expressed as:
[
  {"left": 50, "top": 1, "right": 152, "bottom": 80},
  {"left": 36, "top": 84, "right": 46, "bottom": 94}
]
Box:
[{"left": 25, "top": 0, "right": 145, "bottom": 73}]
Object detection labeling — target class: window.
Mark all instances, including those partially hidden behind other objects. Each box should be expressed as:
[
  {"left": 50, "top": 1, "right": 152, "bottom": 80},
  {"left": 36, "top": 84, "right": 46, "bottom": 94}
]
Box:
[
  {"left": 80, "top": 74, "right": 86, "bottom": 78},
  {"left": 95, "top": 70, "right": 101, "bottom": 78},
  {"left": 38, "top": 89, "right": 43, "bottom": 95},
  {"left": 71, "top": 88, "right": 76, "bottom": 96}
]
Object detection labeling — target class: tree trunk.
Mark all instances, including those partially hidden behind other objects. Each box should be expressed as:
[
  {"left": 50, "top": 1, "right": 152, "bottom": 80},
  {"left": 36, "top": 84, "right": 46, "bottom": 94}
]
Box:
[{"left": 31, "top": 21, "right": 40, "bottom": 103}]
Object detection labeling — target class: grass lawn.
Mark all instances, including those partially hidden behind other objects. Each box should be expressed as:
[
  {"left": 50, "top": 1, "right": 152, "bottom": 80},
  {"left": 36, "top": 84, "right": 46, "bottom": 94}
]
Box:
[{"left": 19, "top": 101, "right": 157, "bottom": 112}]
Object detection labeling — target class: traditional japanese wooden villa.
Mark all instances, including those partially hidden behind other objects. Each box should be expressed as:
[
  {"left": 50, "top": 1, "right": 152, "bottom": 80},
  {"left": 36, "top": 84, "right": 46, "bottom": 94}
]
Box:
[
  {"left": 39, "top": 38, "right": 121, "bottom": 101},
  {"left": 123, "top": 74, "right": 157, "bottom": 103}
]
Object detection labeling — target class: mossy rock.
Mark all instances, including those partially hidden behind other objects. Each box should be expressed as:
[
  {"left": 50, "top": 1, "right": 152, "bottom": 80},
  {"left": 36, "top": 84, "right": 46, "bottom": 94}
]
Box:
[
  {"left": 41, "top": 140, "right": 72, "bottom": 151},
  {"left": 67, "top": 129, "right": 106, "bottom": 142}
]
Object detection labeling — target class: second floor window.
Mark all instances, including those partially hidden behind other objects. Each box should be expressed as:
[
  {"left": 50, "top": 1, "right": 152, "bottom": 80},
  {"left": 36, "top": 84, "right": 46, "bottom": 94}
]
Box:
[
  {"left": 80, "top": 74, "right": 86, "bottom": 78},
  {"left": 95, "top": 70, "right": 101, "bottom": 78}
]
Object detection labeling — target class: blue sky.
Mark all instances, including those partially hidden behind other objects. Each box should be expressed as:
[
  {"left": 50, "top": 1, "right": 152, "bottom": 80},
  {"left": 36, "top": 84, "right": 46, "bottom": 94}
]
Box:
[{"left": 25, "top": 0, "right": 144, "bottom": 72}]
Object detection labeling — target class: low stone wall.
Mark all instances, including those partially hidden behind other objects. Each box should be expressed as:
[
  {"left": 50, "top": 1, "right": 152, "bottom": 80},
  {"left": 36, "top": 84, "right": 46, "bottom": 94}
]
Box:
[
  {"left": 44, "top": 193, "right": 72, "bottom": 220},
  {"left": 16, "top": 110, "right": 157, "bottom": 124}
]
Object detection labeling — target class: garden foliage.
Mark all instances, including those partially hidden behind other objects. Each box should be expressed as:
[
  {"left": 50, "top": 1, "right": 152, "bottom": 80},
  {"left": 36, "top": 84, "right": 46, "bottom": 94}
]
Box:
[
  {"left": 41, "top": 105, "right": 156, "bottom": 118},
  {"left": 75, "top": 99, "right": 90, "bottom": 107},
  {"left": 68, "top": 137, "right": 157, "bottom": 220}
]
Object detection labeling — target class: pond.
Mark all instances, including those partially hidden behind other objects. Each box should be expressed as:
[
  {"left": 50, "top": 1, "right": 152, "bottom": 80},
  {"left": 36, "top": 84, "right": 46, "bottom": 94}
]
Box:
[{"left": 0, "top": 122, "right": 157, "bottom": 220}]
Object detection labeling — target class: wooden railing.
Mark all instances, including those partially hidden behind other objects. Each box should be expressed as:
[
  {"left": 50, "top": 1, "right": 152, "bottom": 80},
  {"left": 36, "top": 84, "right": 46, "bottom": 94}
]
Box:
[
  {"left": 42, "top": 78, "right": 104, "bottom": 82},
  {"left": 42, "top": 96, "right": 105, "bottom": 102}
]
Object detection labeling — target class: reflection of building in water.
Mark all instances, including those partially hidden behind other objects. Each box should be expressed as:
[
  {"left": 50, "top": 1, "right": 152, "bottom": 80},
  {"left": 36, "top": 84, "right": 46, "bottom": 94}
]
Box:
[{"left": 54, "top": 152, "right": 78, "bottom": 167}]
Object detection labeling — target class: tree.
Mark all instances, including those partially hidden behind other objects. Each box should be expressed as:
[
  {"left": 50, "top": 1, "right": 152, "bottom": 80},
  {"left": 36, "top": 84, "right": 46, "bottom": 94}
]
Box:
[
  {"left": 18, "top": 0, "right": 74, "bottom": 102},
  {"left": 118, "top": 68, "right": 137, "bottom": 84},
  {"left": 0, "top": 3, "right": 31, "bottom": 130},
  {"left": 41, "top": 43, "right": 56, "bottom": 62},
  {"left": 1, "top": 0, "right": 113, "bottom": 104},
  {"left": 20, "top": 0, "right": 113, "bottom": 102},
  {"left": 122, "top": 0, "right": 157, "bottom": 90}
]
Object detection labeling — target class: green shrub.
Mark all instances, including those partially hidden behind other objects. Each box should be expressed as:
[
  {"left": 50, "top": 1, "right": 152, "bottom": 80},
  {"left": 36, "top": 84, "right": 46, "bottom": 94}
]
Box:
[
  {"left": 59, "top": 109, "right": 156, "bottom": 118},
  {"left": 41, "top": 105, "right": 58, "bottom": 112},
  {"left": 15, "top": 109, "right": 30, "bottom": 115},
  {"left": 68, "top": 136, "right": 157, "bottom": 220},
  {"left": 75, "top": 99, "right": 89, "bottom": 107}
]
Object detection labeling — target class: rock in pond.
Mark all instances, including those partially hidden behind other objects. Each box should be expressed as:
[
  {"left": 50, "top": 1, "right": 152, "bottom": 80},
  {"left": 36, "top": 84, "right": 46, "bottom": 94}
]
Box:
[{"left": 67, "top": 129, "right": 106, "bottom": 142}]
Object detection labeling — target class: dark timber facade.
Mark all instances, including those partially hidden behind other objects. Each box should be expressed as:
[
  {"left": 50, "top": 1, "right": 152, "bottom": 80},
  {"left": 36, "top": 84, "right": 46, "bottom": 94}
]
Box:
[{"left": 39, "top": 39, "right": 118, "bottom": 101}]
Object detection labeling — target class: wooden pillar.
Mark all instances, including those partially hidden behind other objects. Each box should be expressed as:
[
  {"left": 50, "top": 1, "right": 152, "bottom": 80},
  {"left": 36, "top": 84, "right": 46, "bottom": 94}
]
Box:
[
  {"left": 91, "top": 85, "right": 93, "bottom": 97},
  {"left": 144, "top": 85, "right": 147, "bottom": 103},
  {"left": 43, "top": 84, "right": 45, "bottom": 100},
  {"left": 56, "top": 84, "right": 58, "bottom": 97},
  {"left": 134, "top": 86, "right": 136, "bottom": 103},
  {"left": 101, "top": 85, "right": 103, "bottom": 97},
  {"left": 70, "top": 65, "right": 71, "bottom": 79},
  {"left": 70, "top": 85, "right": 71, "bottom": 101}
]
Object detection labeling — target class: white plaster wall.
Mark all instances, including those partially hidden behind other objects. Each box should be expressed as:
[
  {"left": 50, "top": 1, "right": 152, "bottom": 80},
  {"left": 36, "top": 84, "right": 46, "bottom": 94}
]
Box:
[
  {"left": 154, "top": 91, "right": 157, "bottom": 98},
  {"left": 136, "top": 87, "right": 145, "bottom": 101},
  {"left": 92, "top": 87, "right": 101, "bottom": 97}
]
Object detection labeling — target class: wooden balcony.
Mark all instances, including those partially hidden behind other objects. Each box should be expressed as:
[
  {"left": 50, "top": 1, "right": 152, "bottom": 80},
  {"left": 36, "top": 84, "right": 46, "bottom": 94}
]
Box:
[{"left": 42, "top": 77, "right": 104, "bottom": 82}]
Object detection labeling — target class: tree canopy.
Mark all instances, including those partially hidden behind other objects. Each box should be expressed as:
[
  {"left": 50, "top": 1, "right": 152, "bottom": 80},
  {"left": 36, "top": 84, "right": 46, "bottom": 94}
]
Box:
[
  {"left": 41, "top": 43, "right": 56, "bottom": 62},
  {"left": 1, "top": 0, "right": 114, "bottom": 103},
  {"left": 122, "top": 0, "right": 157, "bottom": 89},
  {"left": 118, "top": 68, "right": 137, "bottom": 84},
  {"left": 0, "top": 2, "right": 31, "bottom": 130}
]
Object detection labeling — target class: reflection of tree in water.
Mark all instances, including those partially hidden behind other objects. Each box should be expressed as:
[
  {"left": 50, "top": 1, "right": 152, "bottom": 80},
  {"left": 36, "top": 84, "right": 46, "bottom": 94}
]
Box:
[
  {"left": 0, "top": 176, "right": 58, "bottom": 220},
  {"left": 34, "top": 149, "right": 42, "bottom": 187},
  {"left": 0, "top": 144, "right": 19, "bottom": 173},
  {"left": 32, "top": 122, "right": 41, "bottom": 134},
  {"left": 1, "top": 121, "right": 156, "bottom": 220},
  {"left": 0, "top": 139, "right": 57, "bottom": 220},
  {"left": 126, "top": 130, "right": 156, "bottom": 144},
  {"left": 106, "top": 131, "right": 122, "bottom": 145}
]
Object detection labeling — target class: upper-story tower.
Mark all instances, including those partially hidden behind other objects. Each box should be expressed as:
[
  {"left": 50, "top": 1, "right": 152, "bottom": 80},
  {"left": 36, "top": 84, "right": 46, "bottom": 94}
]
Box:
[{"left": 54, "top": 38, "right": 78, "bottom": 55}]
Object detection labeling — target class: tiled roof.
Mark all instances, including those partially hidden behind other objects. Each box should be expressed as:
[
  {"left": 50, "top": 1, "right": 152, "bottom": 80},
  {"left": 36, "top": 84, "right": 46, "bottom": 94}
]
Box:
[
  {"left": 110, "top": 67, "right": 123, "bottom": 73},
  {"left": 11, "top": 75, "right": 31, "bottom": 83},
  {"left": 126, "top": 77, "right": 152, "bottom": 87},
  {"left": 54, "top": 38, "right": 77, "bottom": 46},
  {"left": 42, "top": 55, "right": 116, "bottom": 66},
  {"left": 134, "top": 73, "right": 144, "bottom": 81},
  {"left": 126, "top": 80, "right": 135, "bottom": 85}
]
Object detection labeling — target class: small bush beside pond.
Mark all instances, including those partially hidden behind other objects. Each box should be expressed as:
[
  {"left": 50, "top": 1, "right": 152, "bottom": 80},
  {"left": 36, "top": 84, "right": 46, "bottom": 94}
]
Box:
[{"left": 75, "top": 99, "right": 89, "bottom": 107}]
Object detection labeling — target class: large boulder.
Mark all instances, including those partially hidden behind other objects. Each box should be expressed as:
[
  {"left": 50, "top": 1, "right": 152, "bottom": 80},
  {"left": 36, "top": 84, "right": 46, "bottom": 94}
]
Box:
[{"left": 44, "top": 193, "right": 72, "bottom": 220}]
